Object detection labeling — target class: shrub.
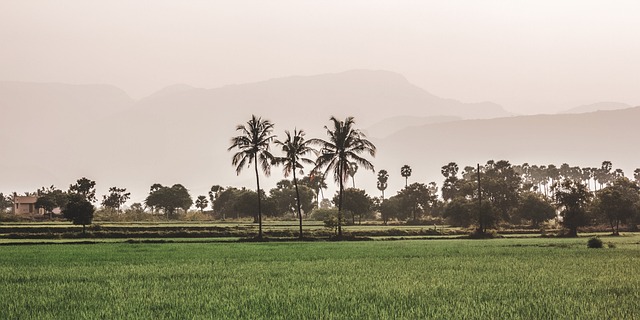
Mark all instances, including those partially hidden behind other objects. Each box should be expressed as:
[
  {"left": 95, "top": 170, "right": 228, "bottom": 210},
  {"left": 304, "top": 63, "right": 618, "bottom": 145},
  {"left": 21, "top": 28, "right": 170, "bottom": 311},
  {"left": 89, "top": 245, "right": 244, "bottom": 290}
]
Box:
[
  {"left": 468, "top": 229, "right": 500, "bottom": 239},
  {"left": 587, "top": 237, "right": 603, "bottom": 248},
  {"left": 310, "top": 208, "right": 338, "bottom": 221}
]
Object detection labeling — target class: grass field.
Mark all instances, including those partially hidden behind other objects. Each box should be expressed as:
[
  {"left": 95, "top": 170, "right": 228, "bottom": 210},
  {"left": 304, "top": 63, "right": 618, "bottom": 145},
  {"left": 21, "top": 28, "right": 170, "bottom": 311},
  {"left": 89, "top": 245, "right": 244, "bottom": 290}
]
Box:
[{"left": 1, "top": 236, "right": 639, "bottom": 319}]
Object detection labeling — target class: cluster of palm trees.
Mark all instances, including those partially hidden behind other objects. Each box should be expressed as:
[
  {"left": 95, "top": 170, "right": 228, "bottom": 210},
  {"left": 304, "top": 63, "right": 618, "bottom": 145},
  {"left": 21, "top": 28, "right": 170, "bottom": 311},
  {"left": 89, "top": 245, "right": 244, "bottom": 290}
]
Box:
[
  {"left": 503, "top": 161, "right": 627, "bottom": 195},
  {"left": 228, "top": 115, "right": 376, "bottom": 239}
]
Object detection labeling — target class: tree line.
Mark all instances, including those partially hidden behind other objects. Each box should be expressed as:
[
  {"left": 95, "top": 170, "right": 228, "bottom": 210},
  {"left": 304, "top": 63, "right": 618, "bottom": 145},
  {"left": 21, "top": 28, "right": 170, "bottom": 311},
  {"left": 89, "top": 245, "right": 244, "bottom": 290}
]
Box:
[
  {"left": 3, "top": 115, "right": 640, "bottom": 239},
  {"left": 376, "top": 160, "right": 640, "bottom": 237}
]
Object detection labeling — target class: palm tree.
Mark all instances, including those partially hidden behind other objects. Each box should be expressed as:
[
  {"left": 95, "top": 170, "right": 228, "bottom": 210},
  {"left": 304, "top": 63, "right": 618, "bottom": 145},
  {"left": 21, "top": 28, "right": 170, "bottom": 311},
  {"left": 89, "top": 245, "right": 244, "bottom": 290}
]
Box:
[
  {"left": 377, "top": 169, "right": 389, "bottom": 200},
  {"left": 401, "top": 165, "right": 412, "bottom": 188},
  {"left": 274, "top": 129, "right": 316, "bottom": 240},
  {"left": 311, "top": 116, "right": 376, "bottom": 237},
  {"left": 598, "top": 161, "right": 613, "bottom": 190},
  {"left": 228, "top": 115, "right": 276, "bottom": 239},
  {"left": 302, "top": 169, "right": 328, "bottom": 208},
  {"left": 195, "top": 195, "right": 208, "bottom": 213}
]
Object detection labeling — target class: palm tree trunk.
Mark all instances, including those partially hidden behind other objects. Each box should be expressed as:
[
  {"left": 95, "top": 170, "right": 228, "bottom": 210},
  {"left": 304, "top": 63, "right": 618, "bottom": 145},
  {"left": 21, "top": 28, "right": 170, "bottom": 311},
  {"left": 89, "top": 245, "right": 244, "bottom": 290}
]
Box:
[
  {"left": 293, "top": 169, "right": 303, "bottom": 240},
  {"left": 254, "top": 160, "right": 263, "bottom": 239},
  {"left": 338, "top": 162, "right": 344, "bottom": 237}
]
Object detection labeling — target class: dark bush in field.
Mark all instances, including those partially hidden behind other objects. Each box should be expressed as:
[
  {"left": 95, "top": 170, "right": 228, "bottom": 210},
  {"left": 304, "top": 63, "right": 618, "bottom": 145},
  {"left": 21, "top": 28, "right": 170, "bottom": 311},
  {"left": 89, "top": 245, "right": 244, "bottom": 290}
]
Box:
[{"left": 587, "top": 237, "right": 603, "bottom": 248}]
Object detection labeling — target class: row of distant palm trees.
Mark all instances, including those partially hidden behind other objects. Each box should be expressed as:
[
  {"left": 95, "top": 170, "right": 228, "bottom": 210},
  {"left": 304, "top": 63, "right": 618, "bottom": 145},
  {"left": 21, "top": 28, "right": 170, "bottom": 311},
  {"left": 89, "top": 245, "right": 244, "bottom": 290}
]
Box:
[{"left": 228, "top": 115, "right": 376, "bottom": 239}]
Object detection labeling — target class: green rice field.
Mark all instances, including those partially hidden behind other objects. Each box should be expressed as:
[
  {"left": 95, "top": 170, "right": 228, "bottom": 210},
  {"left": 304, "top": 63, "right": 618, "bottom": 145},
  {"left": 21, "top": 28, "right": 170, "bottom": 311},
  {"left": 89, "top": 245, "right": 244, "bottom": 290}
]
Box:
[{"left": 1, "top": 236, "right": 639, "bottom": 319}]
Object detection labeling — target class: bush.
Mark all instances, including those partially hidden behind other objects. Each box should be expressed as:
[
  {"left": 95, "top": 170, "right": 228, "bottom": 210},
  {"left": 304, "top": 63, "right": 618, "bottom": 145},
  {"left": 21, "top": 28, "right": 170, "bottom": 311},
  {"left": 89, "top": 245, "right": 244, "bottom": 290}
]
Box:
[
  {"left": 468, "top": 229, "right": 500, "bottom": 239},
  {"left": 587, "top": 237, "right": 603, "bottom": 248},
  {"left": 310, "top": 208, "right": 338, "bottom": 221}
]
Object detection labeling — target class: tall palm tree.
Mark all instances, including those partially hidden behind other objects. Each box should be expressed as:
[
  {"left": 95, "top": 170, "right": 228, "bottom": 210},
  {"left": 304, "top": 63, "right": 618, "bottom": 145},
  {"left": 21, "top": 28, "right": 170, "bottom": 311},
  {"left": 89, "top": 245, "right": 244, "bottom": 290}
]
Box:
[
  {"left": 274, "top": 129, "right": 316, "bottom": 240},
  {"left": 401, "top": 165, "right": 412, "bottom": 188},
  {"left": 377, "top": 169, "right": 389, "bottom": 199},
  {"left": 311, "top": 116, "right": 376, "bottom": 237},
  {"left": 228, "top": 115, "right": 275, "bottom": 239}
]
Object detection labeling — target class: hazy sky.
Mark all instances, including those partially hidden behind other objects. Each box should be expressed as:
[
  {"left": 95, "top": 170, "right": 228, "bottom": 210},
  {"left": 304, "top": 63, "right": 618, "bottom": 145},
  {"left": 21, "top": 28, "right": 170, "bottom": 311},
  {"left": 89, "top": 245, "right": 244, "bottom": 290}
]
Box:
[{"left": 2, "top": 0, "right": 639, "bottom": 114}]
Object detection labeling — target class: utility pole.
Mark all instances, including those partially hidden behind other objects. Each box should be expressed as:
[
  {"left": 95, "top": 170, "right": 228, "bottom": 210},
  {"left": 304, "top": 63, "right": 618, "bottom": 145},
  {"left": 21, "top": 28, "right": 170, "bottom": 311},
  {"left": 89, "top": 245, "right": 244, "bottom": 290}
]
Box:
[{"left": 477, "top": 163, "right": 483, "bottom": 234}]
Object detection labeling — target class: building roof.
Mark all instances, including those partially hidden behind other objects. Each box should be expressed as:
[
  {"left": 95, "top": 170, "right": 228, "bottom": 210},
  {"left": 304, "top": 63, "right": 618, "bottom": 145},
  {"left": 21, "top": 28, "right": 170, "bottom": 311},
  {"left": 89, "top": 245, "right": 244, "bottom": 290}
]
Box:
[{"left": 14, "top": 196, "right": 38, "bottom": 204}]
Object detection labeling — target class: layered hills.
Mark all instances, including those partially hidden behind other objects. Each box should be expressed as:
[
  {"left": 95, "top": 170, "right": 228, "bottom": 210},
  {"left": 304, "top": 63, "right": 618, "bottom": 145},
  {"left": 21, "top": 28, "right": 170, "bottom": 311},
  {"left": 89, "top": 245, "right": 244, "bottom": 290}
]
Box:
[{"left": 1, "top": 71, "right": 636, "bottom": 203}]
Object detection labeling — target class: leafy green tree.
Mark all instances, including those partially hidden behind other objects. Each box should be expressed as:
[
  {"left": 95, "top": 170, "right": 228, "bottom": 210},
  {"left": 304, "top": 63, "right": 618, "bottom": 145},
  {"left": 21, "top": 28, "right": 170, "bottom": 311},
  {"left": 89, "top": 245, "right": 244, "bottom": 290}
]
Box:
[
  {"left": 208, "top": 185, "right": 224, "bottom": 215},
  {"left": 213, "top": 187, "right": 240, "bottom": 219},
  {"left": 593, "top": 178, "right": 640, "bottom": 235},
  {"left": 69, "top": 177, "right": 97, "bottom": 202},
  {"left": 269, "top": 183, "right": 315, "bottom": 219},
  {"left": 64, "top": 194, "right": 95, "bottom": 235},
  {"left": 274, "top": 129, "right": 316, "bottom": 239},
  {"left": 443, "top": 197, "right": 473, "bottom": 227},
  {"left": 481, "top": 160, "right": 521, "bottom": 223},
  {"left": 376, "top": 169, "right": 389, "bottom": 200},
  {"left": 474, "top": 201, "right": 499, "bottom": 234},
  {"left": 396, "top": 182, "right": 436, "bottom": 222},
  {"left": 332, "top": 188, "right": 374, "bottom": 225},
  {"left": 552, "top": 179, "right": 592, "bottom": 237},
  {"left": 35, "top": 186, "right": 68, "bottom": 217},
  {"left": 195, "top": 195, "right": 209, "bottom": 213},
  {"left": 311, "top": 116, "right": 376, "bottom": 237},
  {"left": 0, "top": 193, "right": 12, "bottom": 213},
  {"left": 101, "top": 187, "right": 131, "bottom": 212},
  {"left": 379, "top": 196, "right": 400, "bottom": 225},
  {"left": 516, "top": 192, "right": 556, "bottom": 227},
  {"left": 400, "top": 165, "right": 412, "bottom": 188},
  {"left": 129, "top": 202, "right": 144, "bottom": 212},
  {"left": 235, "top": 189, "right": 276, "bottom": 219},
  {"left": 145, "top": 184, "right": 193, "bottom": 218},
  {"left": 228, "top": 115, "right": 276, "bottom": 239}
]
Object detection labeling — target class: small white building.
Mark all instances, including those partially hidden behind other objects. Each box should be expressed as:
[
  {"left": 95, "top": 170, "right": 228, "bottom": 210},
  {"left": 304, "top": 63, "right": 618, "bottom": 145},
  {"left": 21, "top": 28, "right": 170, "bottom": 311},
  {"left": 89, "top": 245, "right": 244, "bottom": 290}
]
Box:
[{"left": 13, "top": 196, "right": 43, "bottom": 215}]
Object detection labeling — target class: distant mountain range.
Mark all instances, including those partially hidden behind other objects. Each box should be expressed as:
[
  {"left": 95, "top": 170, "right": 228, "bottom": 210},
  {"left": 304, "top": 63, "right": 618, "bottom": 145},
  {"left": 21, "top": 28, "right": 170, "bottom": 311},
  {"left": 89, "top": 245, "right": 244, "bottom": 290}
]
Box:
[
  {"left": 559, "top": 101, "right": 633, "bottom": 114},
  {"left": 369, "top": 107, "right": 640, "bottom": 195},
  {"left": 0, "top": 71, "right": 637, "bottom": 203}
]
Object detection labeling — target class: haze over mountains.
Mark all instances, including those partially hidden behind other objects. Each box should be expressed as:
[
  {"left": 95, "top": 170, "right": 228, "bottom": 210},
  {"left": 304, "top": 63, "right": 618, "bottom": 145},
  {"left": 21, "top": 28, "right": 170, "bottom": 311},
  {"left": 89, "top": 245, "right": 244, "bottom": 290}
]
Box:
[
  {"left": 559, "top": 102, "right": 633, "bottom": 114},
  {"left": 1, "top": 70, "right": 638, "bottom": 204}
]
